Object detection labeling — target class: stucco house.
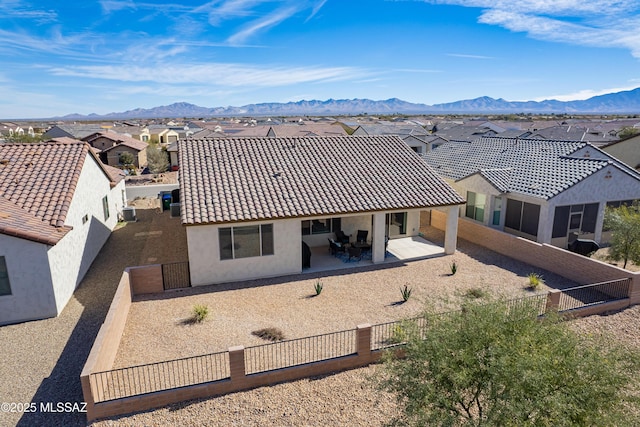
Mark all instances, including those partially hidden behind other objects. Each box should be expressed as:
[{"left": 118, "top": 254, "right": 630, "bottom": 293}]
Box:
[
  {"left": 602, "top": 134, "right": 640, "bottom": 171},
  {"left": 178, "top": 136, "right": 465, "bottom": 286},
  {"left": 0, "top": 141, "right": 125, "bottom": 325},
  {"left": 82, "top": 131, "right": 149, "bottom": 168},
  {"left": 423, "top": 137, "right": 640, "bottom": 249}
]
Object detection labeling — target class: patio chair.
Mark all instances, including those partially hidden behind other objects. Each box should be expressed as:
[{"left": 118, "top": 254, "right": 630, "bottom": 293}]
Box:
[
  {"left": 356, "top": 229, "right": 368, "bottom": 244},
  {"left": 334, "top": 230, "right": 351, "bottom": 245},
  {"left": 347, "top": 246, "right": 362, "bottom": 262},
  {"left": 328, "top": 239, "right": 346, "bottom": 256}
]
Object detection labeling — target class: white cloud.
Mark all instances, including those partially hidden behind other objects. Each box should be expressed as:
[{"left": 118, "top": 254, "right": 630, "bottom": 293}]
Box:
[
  {"left": 421, "top": 0, "right": 640, "bottom": 58},
  {"left": 446, "top": 53, "right": 494, "bottom": 60},
  {"left": 47, "top": 62, "right": 370, "bottom": 87},
  {"left": 533, "top": 85, "right": 640, "bottom": 101},
  {"left": 227, "top": 6, "right": 298, "bottom": 45}
]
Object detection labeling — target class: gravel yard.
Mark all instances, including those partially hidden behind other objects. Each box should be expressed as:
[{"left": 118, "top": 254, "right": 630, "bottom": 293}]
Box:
[
  {"left": 114, "top": 238, "right": 574, "bottom": 367},
  {"left": 1, "top": 202, "right": 638, "bottom": 427}
]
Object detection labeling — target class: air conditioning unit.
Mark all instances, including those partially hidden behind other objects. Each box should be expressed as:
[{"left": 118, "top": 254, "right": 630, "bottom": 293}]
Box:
[
  {"left": 170, "top": 203, "right": 181, "bottom": 218},
  {"left": 122, "top": 206, "right": 137, "bottom": 222}
]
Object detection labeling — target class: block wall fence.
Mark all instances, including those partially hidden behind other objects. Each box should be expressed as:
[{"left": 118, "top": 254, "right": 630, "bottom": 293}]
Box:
[
  {"left": 81, "top": 215, "right": 640, "bottom": 421},
  {"left": 429, "top": 209, "right": 640, "bottom": 303}
]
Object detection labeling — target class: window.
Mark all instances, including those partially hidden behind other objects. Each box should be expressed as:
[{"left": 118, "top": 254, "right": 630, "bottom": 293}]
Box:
[
  {"left": 465, "top": 191, "right": 486, "bottom": 222},
  {"left": 219, "top": 224, "right": 274, "bottom": 260},
  {"left": 302, "top": 218, "right": 341, "bottom": 235},
  {"left": 0, "top": 256, "right": 11, "bottom": 296},
  {"left": 386, "top": 212, "right": 408, "bottom": 235},
  {"left": 82, "top": 214, "right": 89, "bottom": 224},
  {"left": 492, "top": 197, "right": 502, "bottom": 226},
  {"left": 552, "top": 203, "right": 599, "bottom": 238},
  {"left": 505, "top": 199, "right": 540, "bottom": 237},
  {"left": 102, "top": 196, "right": 110, "bottom": 221}
]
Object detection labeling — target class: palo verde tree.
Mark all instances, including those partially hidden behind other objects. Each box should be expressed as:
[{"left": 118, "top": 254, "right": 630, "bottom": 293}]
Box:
[
  {"left": 377, "top": 299, "right": 640, "bottom": 426},
  {"left": 604, "top": 202, "right": 640, "bottom": 269}
]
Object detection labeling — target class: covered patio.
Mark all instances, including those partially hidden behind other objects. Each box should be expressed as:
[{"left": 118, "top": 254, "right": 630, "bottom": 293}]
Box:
[{"left": 304, "top": 235, "right": 444, "bottom": 274}]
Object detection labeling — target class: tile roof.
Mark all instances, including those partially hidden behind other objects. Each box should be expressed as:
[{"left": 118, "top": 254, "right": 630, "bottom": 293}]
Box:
[
  {"left": 0, "top": 141, "right": 97, "bottom": 244},
  {"left": 87, "top": 131, "right": 149, "bottom": 152},
  {"left": 179, "top": 136, "right": 464, "bottom": 225},
  {"left": 423, "top": 137, "right": 640, "bottom": 200}
]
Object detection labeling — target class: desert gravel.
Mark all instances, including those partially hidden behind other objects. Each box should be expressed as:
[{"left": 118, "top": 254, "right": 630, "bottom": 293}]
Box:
[{"left": 1, "top": 202, "right": 638, "bottom": 427}]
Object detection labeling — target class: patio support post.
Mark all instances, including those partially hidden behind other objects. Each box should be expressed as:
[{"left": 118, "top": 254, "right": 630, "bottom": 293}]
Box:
[
  {"left": 372, "top": 212, "right": 386, "bottom": 263},
  {"left": 444, "top": 205, "right": 459, "bottom": 255}
]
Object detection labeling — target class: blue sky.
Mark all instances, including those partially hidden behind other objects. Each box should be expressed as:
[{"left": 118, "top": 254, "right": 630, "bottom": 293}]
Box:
[{"left": 1, "top": 0, "right": 640, "bottom": 119}]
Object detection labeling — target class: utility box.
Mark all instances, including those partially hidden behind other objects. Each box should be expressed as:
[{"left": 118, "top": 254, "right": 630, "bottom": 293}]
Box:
[
  {"left": 122, "top": 207, "right": 137, "bottom": 222},
  {"left": 170, "top": 203, "right": 181, "bottom": 218}
]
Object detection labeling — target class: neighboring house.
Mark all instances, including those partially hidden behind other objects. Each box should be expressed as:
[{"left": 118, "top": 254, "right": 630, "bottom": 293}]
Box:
[
  {"left": 602, "top": 134, "right": 640, "bottom": 170},
  {"left": 178, "top": 136, "right": 465, "bottom": 286},
  {"left": 423, "top": 137, "right": 640, "bottom": 249},
  {"left": 83, "top": 131, "right": 149, "bottom": 168},
  {"left": 352, "top": 123, "right": 432, "bottom": 153},
  {"left": 42, "top": 124, "right": 110, "bottom": 140},
  {"left": 0, "top": 141, "right": 125, "bottom": 325}
]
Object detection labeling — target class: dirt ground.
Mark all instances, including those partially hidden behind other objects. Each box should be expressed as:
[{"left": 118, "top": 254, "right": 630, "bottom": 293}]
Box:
[
  {"left": 125, "top": 171, "right": 178, "bottom": 186},
  {"left": 592, "top": 246, "right": 640, "bottom": 272}
]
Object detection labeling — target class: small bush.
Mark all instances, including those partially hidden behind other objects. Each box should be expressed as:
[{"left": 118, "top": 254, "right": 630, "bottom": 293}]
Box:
[
  {"left": 400, "top": 285, "right": 412, "bottom": 302},
  {"left": 314, "top": 280, "right": 323, "bottom": 296},
  {"left": 192, "top": 304, "right": 209, "bottom": 323},
  {"left": 450, "top": 261, "right": 458, "bottom": 275},
  {"left": 252, "top": 327, "right": 285, "bottom": 342},
  {"left": 527, "top": 273, "right": 543, "bottom": 289},
  {"left": 465, "top": 287, "right": 489, "bottom": 299}
]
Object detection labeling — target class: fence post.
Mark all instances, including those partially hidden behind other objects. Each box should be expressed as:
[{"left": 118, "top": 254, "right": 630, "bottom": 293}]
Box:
[
  {"left": 356, "top": 324, "right": 372, "bottom": 361},
  {"left": 546, "top": 290, "right": 561, "bottom": 312},
  {"left": 628, "top": 275, "right": 640, "bottom": 305},
  {"left": 228, "top": 346, "right": 246, "bottom": 387},
  {"left": 81, "top": 374, "right": 96, "bottom": 422}
]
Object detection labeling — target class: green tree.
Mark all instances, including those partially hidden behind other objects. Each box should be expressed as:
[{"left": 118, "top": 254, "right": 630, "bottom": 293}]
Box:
[
  {"left": 377, "top": 300, "right": 639, "bottom": 426},
  {"left": 604, "top": 202, "right": 640, "bottom": 269},
  {"left": 146, "top": 144, "right": 169, "bottom": 175},
  {"left": 618, "top": 126, "right": 640, "bottom": 140}
]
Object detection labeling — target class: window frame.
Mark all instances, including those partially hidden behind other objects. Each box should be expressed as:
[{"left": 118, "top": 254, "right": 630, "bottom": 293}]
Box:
[
  {"left": 102, "top": 195, "right": 110, "bottom": 221},
  {"left": 0, "top": 256, "right": 12, "bottom": 296},
  {"left": 219, "top": 224, "right": 274, "bottom": 260}
]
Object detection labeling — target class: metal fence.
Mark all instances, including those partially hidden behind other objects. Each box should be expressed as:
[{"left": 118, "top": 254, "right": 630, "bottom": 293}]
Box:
[
  {"left": 89, "top": 278, "right": 632, "bottom": 404},
  {"left": 162, "top": 261, "right": 191, "bottom": 290},
  {"left": 557, "top": 278, "right": 631, "bottom": 312},
  {"left": 244, "top": 329, "right": 357, "bottom": 375},
  {"left": 91, "top": 351, "right": 229, "bottom": 402}
]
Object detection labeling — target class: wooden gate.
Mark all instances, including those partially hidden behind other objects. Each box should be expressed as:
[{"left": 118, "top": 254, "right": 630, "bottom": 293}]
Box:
[{"left": 162, "top": 262, "right": 191, "bottom": 290}]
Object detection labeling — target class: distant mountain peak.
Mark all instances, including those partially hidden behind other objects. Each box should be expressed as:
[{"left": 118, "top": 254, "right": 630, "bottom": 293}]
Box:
[{"left": 50, "top": 87, "right": 640, "bottom": 120}]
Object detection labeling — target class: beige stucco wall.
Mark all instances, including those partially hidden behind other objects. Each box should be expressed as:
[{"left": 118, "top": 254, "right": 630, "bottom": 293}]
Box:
[
  {"left": 187, "top": 218, "right": 301, "bottom": 286},
  {"left": 48, "top": 154, "right": 118, "bottom": 314},
  {"left": 0, "top": 235, "right": 56, "bottom": 325}
]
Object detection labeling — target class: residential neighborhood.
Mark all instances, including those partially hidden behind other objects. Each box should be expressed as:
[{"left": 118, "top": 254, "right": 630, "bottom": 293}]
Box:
[{"left": 1, "top": 111, "right": 640, "bottom": 426}]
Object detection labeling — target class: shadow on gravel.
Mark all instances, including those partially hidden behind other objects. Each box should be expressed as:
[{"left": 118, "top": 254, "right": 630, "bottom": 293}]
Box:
[{"left": 17, "top": 208, "right": 187, "bottom": 426}]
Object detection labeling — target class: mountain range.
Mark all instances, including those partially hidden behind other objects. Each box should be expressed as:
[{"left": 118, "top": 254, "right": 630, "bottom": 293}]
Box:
[{"left": 59, "top": 87, "right": 640, "bottom": 120}]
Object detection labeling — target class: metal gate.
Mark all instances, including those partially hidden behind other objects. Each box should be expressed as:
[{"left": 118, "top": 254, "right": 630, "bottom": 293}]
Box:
[{"left": 162, "top": 262, "right": 191, "bottom": 290}]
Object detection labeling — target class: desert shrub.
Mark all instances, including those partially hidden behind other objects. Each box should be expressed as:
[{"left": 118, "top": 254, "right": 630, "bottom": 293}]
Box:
[
  {"left": 400, "top": 285, "right": 412, "bottom": 302},
  {"left": 314, "top": 280, "right": 323, "bottom": 296},
  {"left": 527, "top": 272, "right": 543, "bottom": 289},
  {"left": 252, "top": 327, "right": 285, "bottom": 342},
  {"left": 192, "top": 304, "right": 209, "bottom": 323}
]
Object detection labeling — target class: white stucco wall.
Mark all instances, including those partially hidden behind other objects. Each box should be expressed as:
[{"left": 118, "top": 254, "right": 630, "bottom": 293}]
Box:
[
  {"left": 47, "top": 154, "right": 117, "bottom": 314},
  {"left": 188, "top": 218, "right": 301, "bottom": 286},
  {"left": 543, "top": 165, "right": 640, "bottom": 246},
  {"left": 0, "top": 235, "right": 56, "bottom": 325}
]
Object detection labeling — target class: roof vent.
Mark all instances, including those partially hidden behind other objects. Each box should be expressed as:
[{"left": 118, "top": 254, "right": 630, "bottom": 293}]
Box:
[{"left": 0, "top": 159, "right": 9, "bottom": 165}]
